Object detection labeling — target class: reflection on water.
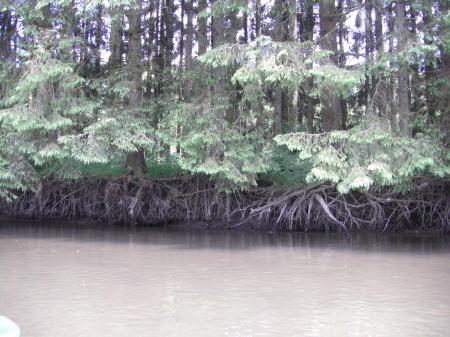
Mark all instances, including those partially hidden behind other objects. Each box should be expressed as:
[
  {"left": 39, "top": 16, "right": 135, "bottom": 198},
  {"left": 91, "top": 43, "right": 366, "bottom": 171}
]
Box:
[{"left": 1, "top": 223, "right": 449, "bottom": 337}]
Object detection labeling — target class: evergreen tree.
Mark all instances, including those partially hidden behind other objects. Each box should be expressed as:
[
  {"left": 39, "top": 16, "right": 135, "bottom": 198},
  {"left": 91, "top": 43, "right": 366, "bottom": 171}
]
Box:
[{"left": 0, "top": 0, "right": 448, "bottom": 195}]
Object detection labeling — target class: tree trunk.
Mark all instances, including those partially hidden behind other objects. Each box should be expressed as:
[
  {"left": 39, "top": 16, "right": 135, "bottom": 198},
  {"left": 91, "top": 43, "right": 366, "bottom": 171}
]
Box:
[
  {"left": 364, "top": 0, "right": 374, "bottom": 113},
  {"left": 109, "top": 6, "right": 122, "bottom": 67},
  {"left": 299, "top": 0, "right": 315, "bottom": 132},
  {"left": 373, "top": 0, "right": 387, "bottom": 118},
  {"left": 438, "top": 0, "right": 449, "bottom": 143},
  {"left": 255, "top": 0, "right": 262, "bottom": 38},
  {"left": 287, "top": 0, "right": 298, "bottom": 131},
  {"left": 243, "top": 7, "right": 248, "bottom": 43},
  {"left": 439, "top": 0, "right": 450, "bottom": 77},
  {"left": 152, "top": 0, "right": 162, "bottom": 98},
  {"left": 338, "top": 0, "right": 347, "bottom": 129},
  {"left": 387, "top": 2, "right": 396, "bottom": 127},
  {"left": 126, "top": 1, "right": 146, "bottom": 177},
  {"left": 185, "top": 0, "right": 194, "bottom": 71},
  {"left": 273, "top": 0, "right": 286, "bottom": 134},
  {"left": 211, "top": 0, "right": 227, "bottom": 122},
  {"left": 145, "top": 0, "right": 156, "bottom": 98},
  {"left": 0, "top": 10, "right": 13, "bottom": 61},
  {"left": 163, "top": 0, "right": 175, "bottom": 71},
  {"left": 319, "top": 0, "right": 342, "bottom": 132},
  {"left": 179, "top": 0, "right": 185, "bottom": 70},
  {"left": 94, "top": 5, "right": 103, "bottom": 74},
  {"left": 197, "top": 0, "right": 208, "bottom": 55},
  {"left": 395, "top": 1, "right": 410, "bottom": 136},
  {"left": 409, "top": 2, "right": 420, "bottom": 121},
  {"left": 423, "top": 1, "right": 434, "bottom": 122}
]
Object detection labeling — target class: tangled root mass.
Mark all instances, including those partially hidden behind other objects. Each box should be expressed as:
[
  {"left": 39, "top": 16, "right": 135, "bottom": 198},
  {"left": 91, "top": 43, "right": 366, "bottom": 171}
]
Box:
[{"left": 0, "top": 176, "right": 448, "bottom": 231}]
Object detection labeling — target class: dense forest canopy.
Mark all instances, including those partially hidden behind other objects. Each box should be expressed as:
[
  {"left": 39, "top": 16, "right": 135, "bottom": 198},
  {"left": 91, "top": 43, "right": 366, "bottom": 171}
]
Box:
[{"left": 0, "top": 0, "right": 449, "bottom": 198}]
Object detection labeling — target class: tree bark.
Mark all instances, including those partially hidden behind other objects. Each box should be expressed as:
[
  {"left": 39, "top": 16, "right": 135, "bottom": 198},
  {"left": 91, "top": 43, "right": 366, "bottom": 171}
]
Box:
[
  {"left": 145, "top": 0, "right": 156, "bottom": 98},
  {"left": 287, "top": 0, "right": 298, "bottom": 131},
  {"left": 319, "top": 0, "right": 342, "bottom": 132},
  {"left": 94, "top": 5, "right": 103, "bottom": 74},
  {"left": 0, "top": 10, "right": 13, "bottom": 61},
  {"left": 163, "top": 0, "right": 175, "bottom": 71},
  {"left": 423, "top": 0, "right": 434, "bottom": 122},
  {"left": 373, "top": 0, "right": 387, "bottom": 118},
  {"left": 109, "top": 5, "right": 123, "bottom": 67},
  {"left": 197, "top": 0, "right": 208, "bottom": 55},
  {"left": 272, "top": 0, "right": 286, "bottom": 133},
  {"left": 438, "top": 0, "right": 449, "bottom": 143},
  {"left": 364, "top": 0, "right": 374, "bottom": 113},
  {"left": 298, "top": 0, "right": 315, "bottom": 132},
  {"left": 126, "top": 1, "right": 146, "bottom": 177},
  {"left": 386, "top": 2, "right": 396, "bottom": 127},
  {"left": 395, "top": 1, "right": 410, "bottom": 136},
  {"left": 255, "top": 0, "right": 262, "bottom": 38},
  {"left": 185, "top": 0, "right": 194, "bottom": 71}
]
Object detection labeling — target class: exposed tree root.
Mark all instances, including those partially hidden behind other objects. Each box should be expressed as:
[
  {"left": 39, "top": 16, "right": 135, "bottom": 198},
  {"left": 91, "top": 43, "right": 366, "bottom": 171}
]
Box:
[{"left": 0, "top": 176, "right": 448, "bottom": 231}]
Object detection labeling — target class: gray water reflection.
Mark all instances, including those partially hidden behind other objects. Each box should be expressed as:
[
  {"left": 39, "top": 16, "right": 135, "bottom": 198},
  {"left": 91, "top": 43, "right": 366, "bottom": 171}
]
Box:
[{"left": 1, "top": 223, "right": 449, "bottom": 337}]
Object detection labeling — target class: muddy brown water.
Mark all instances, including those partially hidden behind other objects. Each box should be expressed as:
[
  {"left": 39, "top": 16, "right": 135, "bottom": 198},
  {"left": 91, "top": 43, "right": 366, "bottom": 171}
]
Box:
[{"left": 0, "top": 223, "right": 449, "bottom": 337}]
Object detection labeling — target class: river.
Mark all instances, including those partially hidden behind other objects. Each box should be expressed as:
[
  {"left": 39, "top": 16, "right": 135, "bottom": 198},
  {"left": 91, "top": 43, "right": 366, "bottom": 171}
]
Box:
[{"left": 0, "top": 223, "right": 449, "bottom": 337}]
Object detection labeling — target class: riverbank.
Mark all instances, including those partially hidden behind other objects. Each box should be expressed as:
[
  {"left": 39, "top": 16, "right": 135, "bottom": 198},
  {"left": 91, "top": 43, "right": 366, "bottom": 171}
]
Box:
[{"left": 0, "top": 176, "right": 448, "bottom": 232}]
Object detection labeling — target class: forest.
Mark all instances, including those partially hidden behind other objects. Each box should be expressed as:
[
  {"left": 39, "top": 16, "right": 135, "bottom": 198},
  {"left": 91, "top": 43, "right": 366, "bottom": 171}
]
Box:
[{"left": 0, "top": 0, "right": 449, "bottom": 230}]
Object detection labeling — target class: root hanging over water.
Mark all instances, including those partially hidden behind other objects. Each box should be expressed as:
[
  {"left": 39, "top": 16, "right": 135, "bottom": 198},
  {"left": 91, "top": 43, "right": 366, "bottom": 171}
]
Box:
[{"left": 0, "top": 176, "right": 448, "bottom": 231}]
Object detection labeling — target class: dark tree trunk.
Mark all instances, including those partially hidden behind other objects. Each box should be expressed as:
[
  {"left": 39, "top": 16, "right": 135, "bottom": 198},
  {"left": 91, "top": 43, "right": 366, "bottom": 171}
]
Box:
[
  {"left": 109, "top": 6, "right": 123, "bottom": 67},
  {"left": 94, "top": 5, "right": 103, "bottom": 74},
  {"left": 364, "top": 0, "right": 374, "bottom": 113},
  {"left": 145, "top": 0, "right": 156, "bottom": 98},
  {"left": 438, "top": 0, "right": 449, "bottom": 143},
  {"left": 319, "top": 0, "right": 342, "bottom": 132},
  {"left": 126, "top": 1, "right": 146, "bottom": 177},
  {"left": 197, "top": 0, "right": 208, "bottom": 55},
  {"left": 439, "top": 0, "right": 450, "bottom": 77},
  {"left": 423, "top": 1, "right": 434, "bottom": 122},
  {"left": 373, "top": 0, "right": 386, "bottom": 118},
  {"left": 288, "top": 0, "right": 298, "bottom": 131},
  {"left": 211, "top": 0, "right": 227, "bottom": 122},
  {"left": 242, "top": 6, "right": 248, "bottom": 43},
  {"left": 338, "top": 0, "right": 347, "bottom": 129},
  {"left": 409, "top": 2, "right": 420, "bottom": 121},
  {"left": 272, "top": 0, "right": 286, "bottom": 133},
  {"left": 255, "top": 0, "right": 262, "bottom": 38},
  {"left": 0, "top": 10, "right": 13, "bottom": 61},
  {"left": 128, "top": 4, "right": 142, "bottom": 107},
  {"left": 298, "top": 0, "right": 315, "bottom": 132},
  {"left": 163, "top": 0, "right": 175, "bottom": 71},
  {"left": 387, "top": 1, "right": 396, "bottom": 127},
  {"left": 179, "top": 0, "right": 185, "bottom": 70},
  {"left": 395, "top": 1, "right": 410, "bottom": 136},
  {"left": 152, "top": 0, "right": 162, "bottom": 98},
  {"left": 185, "top": 0, "right": 194, "bottom": 71}
]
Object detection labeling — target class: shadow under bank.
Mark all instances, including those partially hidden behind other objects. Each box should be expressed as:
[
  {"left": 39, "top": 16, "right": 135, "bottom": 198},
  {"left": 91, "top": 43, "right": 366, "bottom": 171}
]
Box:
[{"left": 1, "top": 220, "right": 449, "bottom": 254}]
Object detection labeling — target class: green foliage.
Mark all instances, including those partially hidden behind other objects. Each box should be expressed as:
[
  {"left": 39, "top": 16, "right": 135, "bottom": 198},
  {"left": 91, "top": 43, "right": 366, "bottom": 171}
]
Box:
[
  {"left": 0, "top": 28, "right": 95, "bottom": 191},
  {"left": 145, "top": 156, "right": 184, "bottom": 178},
  {"left": 261, "top": 146, "right": 313, "bottom": 189},
  {"left": 199, "top": 0, "right": 250, "bottom": 18},
  {"left": 275, "top": 117, "right": 450, "bottom": 193},
  {"left": 159, "top": 95, "right": 273, "bottom": 189},
  {"left": 220, "top": 36, "right": 362, "bottom": 97},
  {"left": 0, "top": 0, "right": 448, "bottom": 198}
]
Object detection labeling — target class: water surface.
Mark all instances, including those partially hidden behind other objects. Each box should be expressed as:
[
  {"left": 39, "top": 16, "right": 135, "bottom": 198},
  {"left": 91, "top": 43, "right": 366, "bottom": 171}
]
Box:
[{"left": 1, "top": 223, "right": 449, "bottom": 337}]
